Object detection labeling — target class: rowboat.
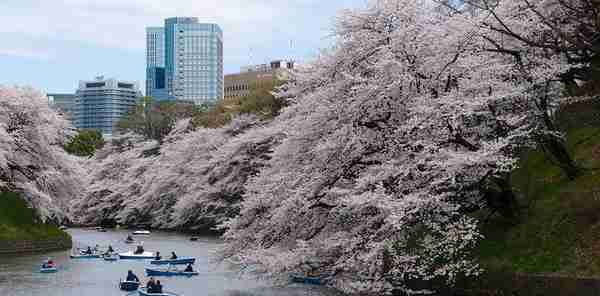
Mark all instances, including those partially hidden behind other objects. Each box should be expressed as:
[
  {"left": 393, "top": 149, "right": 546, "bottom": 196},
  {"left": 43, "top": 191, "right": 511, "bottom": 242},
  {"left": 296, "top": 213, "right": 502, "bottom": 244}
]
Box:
[
  {"left": 119, "top": 251, "right": 155, "bottom": 259},
  {"left": 119, "top": 280, "right": 140, "bottom": 291},
  {"left": 137, "top": 287, "right": 180, "bottom": 296},
  {"left": 132, "top": 230, "right": 151, "bottom": 235},
  {"left": 70, "top": 253, "right": 100, "bottom": 259},
  {"left": 145, "top": 267, "right": 199, "bottom": 277},
  {"left": 39, "top": 267, "right": 58, "bottom": 273},
  {"left": 290, "top": 274, "right": 328, "bottom": 285},
  {"left": 150, "top": 257, "right": 195, "bottom": 265}
]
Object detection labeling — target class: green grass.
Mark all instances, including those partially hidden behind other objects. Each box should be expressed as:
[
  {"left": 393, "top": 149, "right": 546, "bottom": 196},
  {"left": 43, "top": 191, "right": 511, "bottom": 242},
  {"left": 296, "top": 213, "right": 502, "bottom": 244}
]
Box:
[
  {"left": 477, "top": 107, "right": 600, "bottom": 277},
  {"left": 0, "top": 191, "right": 69, "bottom": 241}
]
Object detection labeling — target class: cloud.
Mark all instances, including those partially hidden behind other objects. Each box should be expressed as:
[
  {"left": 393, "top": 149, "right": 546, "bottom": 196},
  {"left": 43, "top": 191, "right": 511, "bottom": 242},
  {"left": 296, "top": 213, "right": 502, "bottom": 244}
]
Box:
[{"left": 0, "top": 0, "right": 304, "bottom": 51}]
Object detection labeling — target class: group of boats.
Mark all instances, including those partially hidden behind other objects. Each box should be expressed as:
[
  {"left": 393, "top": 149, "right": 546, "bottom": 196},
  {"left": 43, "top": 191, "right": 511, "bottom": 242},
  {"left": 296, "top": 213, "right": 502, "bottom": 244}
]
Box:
[{"left": 40, "top": 227, "right": 329, "bottom": 295}]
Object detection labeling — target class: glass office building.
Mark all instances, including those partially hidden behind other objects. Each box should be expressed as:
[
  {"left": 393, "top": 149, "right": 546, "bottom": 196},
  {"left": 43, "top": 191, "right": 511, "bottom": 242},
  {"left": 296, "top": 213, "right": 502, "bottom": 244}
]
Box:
[
  {"left": 146, "top": 27, "right": 170, "bottom": 100},
  {"left": 163, "top": 17, "right": 223, "bottom": 105},
  {"left": 73, "top": 77, "right": 141, "bottom": 135}
]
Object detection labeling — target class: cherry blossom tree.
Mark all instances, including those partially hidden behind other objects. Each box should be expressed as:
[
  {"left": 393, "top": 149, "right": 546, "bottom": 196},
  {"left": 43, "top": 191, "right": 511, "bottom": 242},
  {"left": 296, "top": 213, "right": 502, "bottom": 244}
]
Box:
[
  {"left": 72, "top": 115, "right": 282, "bottom": 230},
  {"left": 220, "top": 0, "right": 580, "bottom": 293},
  {"left": 0, "top": 86, "right": 84, "bottom": 222}
]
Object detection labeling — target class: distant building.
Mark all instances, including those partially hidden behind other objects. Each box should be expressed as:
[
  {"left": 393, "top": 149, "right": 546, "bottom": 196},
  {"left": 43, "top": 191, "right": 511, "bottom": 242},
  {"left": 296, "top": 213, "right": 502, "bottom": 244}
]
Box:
[
  {"left": 73, "top": 76, "right": 141, "bottom": 135},
  {"left": 146, "top": 27, "right": 169, "bottom": 101},
  {"left": 47, "top": 93, "right": 77, "bottom": 119},
  {"left": 224, "top": 60, "right": 294, "bottom": 99},
  {"left": 146, "top": 18, "right": 223, "bottom": 105}
]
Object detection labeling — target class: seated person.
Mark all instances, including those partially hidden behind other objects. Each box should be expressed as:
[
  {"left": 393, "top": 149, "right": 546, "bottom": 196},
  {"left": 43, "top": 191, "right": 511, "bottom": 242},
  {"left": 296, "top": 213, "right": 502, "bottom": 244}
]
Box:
[
  {"left": 126, "top": 270, "right": 139, "bottom": 282},
  {"left": 155, "top": 280, "right": 163, "bottom": 293},
  {"left": 170, "top": 251, "right": 177, "bottom": 259},
  {"left": 107, "top": 245, "right": 114, "bottom": 253},
  {"left": 134, "top": 245, "right": 144, "bottom": 255},
  {"left": 42, "top": 258, "right": 54, "bottom": 268},
  {"left": 85, "top": 246, "right": 93, "bottom": 255},
  {"left": 154, "top": 251, "right": 162, "bottom": 260},
  {"left": 184, "top": 263, "right": 193, "bottom": 272},
  {"left": 146, "top": 277, "right": 156, "bottom": 293}
]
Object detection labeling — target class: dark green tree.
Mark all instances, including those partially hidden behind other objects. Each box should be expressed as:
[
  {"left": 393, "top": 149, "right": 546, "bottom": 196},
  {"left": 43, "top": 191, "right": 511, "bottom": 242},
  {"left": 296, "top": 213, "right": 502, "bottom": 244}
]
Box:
[
  {"left": 64, "top": 129, "right": 105, "bottom": 157},
  {"left": 116, "top": 97, "right": 199, "bottom": 142}
]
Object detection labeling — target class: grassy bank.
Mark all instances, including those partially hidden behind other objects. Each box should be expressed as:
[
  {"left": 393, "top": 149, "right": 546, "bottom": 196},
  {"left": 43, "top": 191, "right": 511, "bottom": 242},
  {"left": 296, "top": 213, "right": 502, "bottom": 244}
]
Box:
[
  {"left": 0, "top": 191, "right": 69, "bottom": 241},
  {"left": 478, "top": 100, "right": 600, "bottom": 277}
]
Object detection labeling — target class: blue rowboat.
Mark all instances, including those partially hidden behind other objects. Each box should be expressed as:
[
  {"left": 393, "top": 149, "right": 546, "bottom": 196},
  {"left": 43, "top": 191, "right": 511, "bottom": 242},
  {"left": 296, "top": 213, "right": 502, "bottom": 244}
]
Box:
[
  {"left": 290, "top": 274, "right": 327, "bottom": 285},
  {"left": 150, "top": 257, "right": 195, "bottom": 265},
  {"left": 137, "top": 287, "right": 180, "bottom": 296},
  {"left": 145, "top": 267, "right": 199, "bottom": 277},
  {"left": 119, "top": 251, "right": 155, "bottom": 260},
  {"left": 70, "top": 254, "right": 100, "bottom": 259},
  {"left": 120, "top": 280, "right": 140, "bottom": 291},
  {"left": 39, "top": 267, "right": 57, "bottom": 273}
]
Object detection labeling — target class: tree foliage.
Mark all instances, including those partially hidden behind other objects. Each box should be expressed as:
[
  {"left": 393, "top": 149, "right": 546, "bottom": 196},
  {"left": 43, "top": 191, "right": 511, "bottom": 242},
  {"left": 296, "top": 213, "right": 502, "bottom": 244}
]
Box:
[
  {"left": 0, "top": 86, "right": 84, "bottom": 222},
  {"left": 219, "top": 0, "right": 592, "bottom": 293},
  {"left": 191, "top": 79, "right": 286, "bottom": 128},
  {"left": 116, "top": 97, "right": 199, "bottom": 142},
  {"left": 64, "top": 129, "right": 105, "bottom": 157}
]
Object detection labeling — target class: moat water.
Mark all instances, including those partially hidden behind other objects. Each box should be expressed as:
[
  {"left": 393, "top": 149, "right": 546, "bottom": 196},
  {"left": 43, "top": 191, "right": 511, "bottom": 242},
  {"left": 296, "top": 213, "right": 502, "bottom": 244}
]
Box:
[{"left": 0, "top": 228, "right": 342, "bottom": 296}]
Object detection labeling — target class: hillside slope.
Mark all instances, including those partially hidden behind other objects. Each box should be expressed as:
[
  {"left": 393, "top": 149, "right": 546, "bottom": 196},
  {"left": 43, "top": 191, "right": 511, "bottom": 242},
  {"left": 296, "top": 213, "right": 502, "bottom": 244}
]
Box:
[
  {"left": 478, "top": 99, "right": 600, "bottom": 277},
  {"left": 0, "top": 191, "right": 69, "bottom": 241}
]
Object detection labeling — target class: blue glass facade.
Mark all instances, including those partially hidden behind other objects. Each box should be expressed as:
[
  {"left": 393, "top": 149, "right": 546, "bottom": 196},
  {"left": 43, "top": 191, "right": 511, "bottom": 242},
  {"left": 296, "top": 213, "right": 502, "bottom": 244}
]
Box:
[
  {"left": 163, "top": 18, "right": 223, "bottom": 105},
  {"left": 146, "top": 27, "right": 169, "bottom": 100},
  {"left": 74, "top": 78, "right": 141, "bottom": 135}
]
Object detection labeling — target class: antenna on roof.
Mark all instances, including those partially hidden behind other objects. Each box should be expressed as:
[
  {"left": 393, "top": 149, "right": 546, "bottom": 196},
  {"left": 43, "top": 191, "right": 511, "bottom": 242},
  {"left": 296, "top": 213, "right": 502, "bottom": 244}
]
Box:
[
  {"left": 289, "top": 39, "right": 295, "bottom": 63},
  {"left": 249, "top": 46, "right": 254, "bottom": 67}
]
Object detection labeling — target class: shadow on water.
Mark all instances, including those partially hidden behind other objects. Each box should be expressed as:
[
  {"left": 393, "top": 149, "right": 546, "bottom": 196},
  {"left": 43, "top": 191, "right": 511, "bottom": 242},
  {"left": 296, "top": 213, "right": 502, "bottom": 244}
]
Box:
[{"left": 0, "top": 228, "right": 344, "bottom": 296}]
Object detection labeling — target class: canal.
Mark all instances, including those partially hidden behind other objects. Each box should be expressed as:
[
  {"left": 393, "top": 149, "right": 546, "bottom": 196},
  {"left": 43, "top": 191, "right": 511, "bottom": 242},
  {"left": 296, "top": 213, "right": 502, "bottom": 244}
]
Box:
[{"left": 0, "top": 228, "right": 342, "bottom": 296}]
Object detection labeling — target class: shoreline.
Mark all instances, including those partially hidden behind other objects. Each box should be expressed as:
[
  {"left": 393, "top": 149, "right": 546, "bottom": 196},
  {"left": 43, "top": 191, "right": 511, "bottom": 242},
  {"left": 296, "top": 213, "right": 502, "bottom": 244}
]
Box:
[{"left": 0, "top": 235, "right": 72, "bottom": 256}]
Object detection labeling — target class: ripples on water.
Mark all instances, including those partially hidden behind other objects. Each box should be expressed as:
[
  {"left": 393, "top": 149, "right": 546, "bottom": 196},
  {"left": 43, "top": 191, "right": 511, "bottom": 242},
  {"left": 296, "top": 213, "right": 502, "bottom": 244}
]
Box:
[{"left": 0, "top": 229, "right": 343, "bottom": 296}]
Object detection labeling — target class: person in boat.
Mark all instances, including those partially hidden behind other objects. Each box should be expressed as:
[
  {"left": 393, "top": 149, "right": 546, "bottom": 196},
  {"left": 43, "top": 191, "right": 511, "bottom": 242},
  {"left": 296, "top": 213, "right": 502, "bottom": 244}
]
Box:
[
  {"left": 170, "top": 251, "right": 177, "bottom": 259},
  {"left": 146, "top": 277, "right": 157, "bottom": 293},
  {"left": 42, "top": 258, "right": 54, "bottom": 268},
  {"left": 154, "top": 251, "right": 162, "bottom": 260},
  {"left": 126, "top": 270, "right": 139, "bottom": 282},
  {"left": 85, "top": 246, "right": 93, "bottom": 255},
  {"left": 107, "top": 245, "right": 114, "bottom": 253},
  {"left": 184, "top": 263, "right": 194, "bottom": 272},
  {"left": 134, "top": 245, "right": 144, "bottom": 255},
  {"left": 155, "top": 280, "right": 163, "bottom": 294}
]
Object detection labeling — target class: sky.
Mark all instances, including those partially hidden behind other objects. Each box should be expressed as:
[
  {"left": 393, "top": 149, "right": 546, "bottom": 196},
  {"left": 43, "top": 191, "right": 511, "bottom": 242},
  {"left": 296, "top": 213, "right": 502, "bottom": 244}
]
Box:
[{"left": 0, "top": 0, "right": 367, "bottom": 93}]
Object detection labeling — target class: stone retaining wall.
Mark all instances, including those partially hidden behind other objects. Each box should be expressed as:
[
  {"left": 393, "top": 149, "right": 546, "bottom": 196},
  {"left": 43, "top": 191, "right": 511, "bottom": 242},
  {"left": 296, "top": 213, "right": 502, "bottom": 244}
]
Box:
[{"left": 0, "top": 236, "right": 72, "bottom": 255}]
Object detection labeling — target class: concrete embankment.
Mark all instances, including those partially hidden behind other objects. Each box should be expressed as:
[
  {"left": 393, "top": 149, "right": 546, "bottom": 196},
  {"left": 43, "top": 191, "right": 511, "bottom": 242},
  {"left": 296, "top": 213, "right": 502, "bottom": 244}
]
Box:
[{"left": 0, "top": 235, "right": 72, "bottom": 255}]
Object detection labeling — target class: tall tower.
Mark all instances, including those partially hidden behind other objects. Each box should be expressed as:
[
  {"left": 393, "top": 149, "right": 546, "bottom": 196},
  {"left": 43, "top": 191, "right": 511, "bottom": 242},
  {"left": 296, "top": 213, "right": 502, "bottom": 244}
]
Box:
[
  {"left": 145, "top": 27, "right": 167, "bottom": 100},
  {"left": 164, "top": 17, "right": 223, "bottom": 105}
]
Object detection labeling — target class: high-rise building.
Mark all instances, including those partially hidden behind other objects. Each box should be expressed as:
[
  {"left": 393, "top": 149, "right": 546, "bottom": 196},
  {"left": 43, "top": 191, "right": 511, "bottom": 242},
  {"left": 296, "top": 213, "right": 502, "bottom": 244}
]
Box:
[
  {"left": 73, "top": 76, "right": 141, "bottom": 135},
  {"left": 162, "top": 17, "right": 223, "bottom": 105},
  {"left": 47, "top": 93, "right": 77, "bottom": 119},
  {"left": 146, "top": 27, "right": 169, "bottom": 100}
]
